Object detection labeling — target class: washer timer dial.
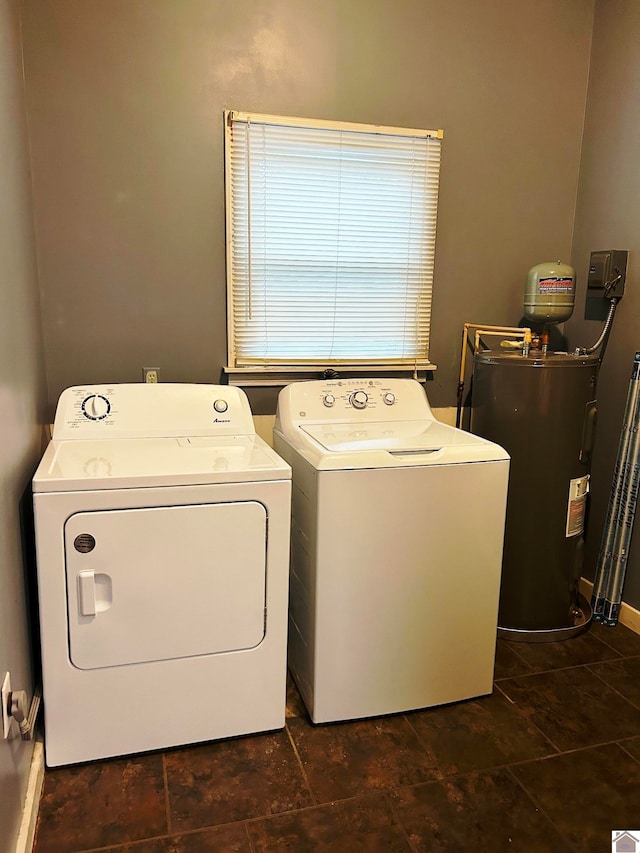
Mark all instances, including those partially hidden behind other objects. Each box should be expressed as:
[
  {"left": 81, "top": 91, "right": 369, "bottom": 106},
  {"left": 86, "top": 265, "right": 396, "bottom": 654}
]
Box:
[
  {"left": 81, "top": 394, "right": 111, "bottom": 421},
  {"left": 350, "top": 390, "right": 368, "bottom": 410}
]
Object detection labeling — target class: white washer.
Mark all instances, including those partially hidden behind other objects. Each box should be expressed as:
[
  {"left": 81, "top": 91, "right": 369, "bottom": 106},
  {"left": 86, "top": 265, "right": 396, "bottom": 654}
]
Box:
[
  {"left": 274, "top": 378, "right": 510, "bottom": 724},
  {"left": 33, "top": 383, "right": 291, "bottom": 767}
]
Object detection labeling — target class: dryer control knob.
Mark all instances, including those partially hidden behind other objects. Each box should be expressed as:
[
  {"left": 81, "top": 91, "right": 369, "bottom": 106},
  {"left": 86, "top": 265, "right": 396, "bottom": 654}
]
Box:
[
  {"left": 323, "top": 394, "right": 336, "bottom": 407},
  {"left": 383, "top": 392, "right": 396, "bottom": 406},
  {"left": 350, "top": 390, "right": 368, "bottom": 410},
  {"left": 213, "top": 399, "right": 229, "bottom": 414},
  {"left": 81, "top": 394, "right": 110, "bottom": 420}
]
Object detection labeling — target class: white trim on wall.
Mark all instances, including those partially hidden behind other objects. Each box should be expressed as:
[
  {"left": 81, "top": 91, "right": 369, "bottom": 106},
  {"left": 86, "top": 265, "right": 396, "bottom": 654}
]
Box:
[{"left": 14, "top": 740, "right": 44, "bottom": 853}]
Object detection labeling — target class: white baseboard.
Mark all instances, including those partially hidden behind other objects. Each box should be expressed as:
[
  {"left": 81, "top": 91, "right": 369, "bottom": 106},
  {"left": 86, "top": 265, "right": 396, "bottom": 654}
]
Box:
[
  {"left": 580, "top": 577, "right": 640, "bottom": 635},
  {"left": 15, "top": 740, "right": 44, "bottom": 853}
]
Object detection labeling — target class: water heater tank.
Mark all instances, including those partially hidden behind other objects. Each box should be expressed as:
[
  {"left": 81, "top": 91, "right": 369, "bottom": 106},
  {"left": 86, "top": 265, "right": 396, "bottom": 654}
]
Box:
[
  {"left": 524, "top": 261, "right": 575, "bottom": 325},
  {"left": 471, "top": 351, "right": 598, "bottom": 640}
]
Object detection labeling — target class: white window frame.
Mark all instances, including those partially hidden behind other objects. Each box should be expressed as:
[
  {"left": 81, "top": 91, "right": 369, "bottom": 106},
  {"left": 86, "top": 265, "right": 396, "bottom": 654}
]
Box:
[{"left": 224, "top": 110, "right": 443, "bottom": 385}]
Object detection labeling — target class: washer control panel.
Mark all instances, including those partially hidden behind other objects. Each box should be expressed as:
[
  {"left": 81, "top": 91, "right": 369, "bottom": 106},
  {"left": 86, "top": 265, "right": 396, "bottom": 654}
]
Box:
[
  {"left": 276, "top": 378, "right": 434, "bottom": 429},
  {"left": 53, "top": 384, "right": 256, "bottom": 440}
]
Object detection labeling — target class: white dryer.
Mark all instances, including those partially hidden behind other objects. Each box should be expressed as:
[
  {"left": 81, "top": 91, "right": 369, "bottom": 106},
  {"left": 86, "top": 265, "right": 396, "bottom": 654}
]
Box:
[
  {"left": 274, "top": 378, "right": 510, "bottom": 724},
  {"left": 33, "top": 383, "right": 291, "bottom": 767}
]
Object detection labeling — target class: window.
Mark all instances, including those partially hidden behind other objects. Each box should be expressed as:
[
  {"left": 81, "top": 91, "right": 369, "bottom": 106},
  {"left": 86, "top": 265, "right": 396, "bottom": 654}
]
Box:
[{"left": 224, "top": 111, "right": 443, "bottom": 381}]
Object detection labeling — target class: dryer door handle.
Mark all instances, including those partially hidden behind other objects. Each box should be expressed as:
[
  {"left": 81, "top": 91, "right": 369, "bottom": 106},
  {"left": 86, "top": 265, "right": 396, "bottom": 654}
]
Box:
[{"left": 78, "top": 570, "right": 96, "bottom": 617}]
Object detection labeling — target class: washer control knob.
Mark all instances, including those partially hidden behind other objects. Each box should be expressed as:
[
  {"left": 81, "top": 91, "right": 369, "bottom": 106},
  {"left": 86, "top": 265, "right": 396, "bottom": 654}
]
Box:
[
  {"left": 81, "top": 394, "right": 110, "bottom": 420},
  {"left": 350, "top": 390, "right": 368, "bottom": 410},
  {"left": 383, "top": 392, "right": 396, "bottom": 406},
  {"left": 323, "top": 394, "right": 336, "bottom": 407},
  {"left": 213, "top": 399, "right": 229, "bottom": 414}
]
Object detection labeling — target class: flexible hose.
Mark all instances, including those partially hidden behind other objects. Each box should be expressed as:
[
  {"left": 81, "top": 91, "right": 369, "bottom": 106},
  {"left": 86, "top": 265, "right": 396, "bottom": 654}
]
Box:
[{"left": 582, "top": 298, "right": 619, "bottom": 358}]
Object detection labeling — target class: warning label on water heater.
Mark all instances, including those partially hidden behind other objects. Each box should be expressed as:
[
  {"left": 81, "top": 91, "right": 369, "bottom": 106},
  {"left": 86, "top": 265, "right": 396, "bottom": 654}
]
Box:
[
  {"left": 566, "top": 475, "right": 590, "bottom": 537},
  {"left": 538, "top": 277, "right": 574, "bottom": 293}
]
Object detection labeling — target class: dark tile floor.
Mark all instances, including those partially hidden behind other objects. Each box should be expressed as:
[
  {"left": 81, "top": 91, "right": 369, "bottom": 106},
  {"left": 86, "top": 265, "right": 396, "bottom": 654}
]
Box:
[{"left": 34, "top": 622, "right": 640, "bottom": 852}]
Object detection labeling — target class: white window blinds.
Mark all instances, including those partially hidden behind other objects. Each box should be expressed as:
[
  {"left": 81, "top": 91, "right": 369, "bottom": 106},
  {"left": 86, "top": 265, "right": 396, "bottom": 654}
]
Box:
[{"left": 225, "top": 111, "right": 443, "bottom": 370}]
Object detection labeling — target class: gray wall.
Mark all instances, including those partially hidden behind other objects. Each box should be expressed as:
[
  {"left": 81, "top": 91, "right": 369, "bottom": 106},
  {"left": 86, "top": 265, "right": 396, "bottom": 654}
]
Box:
[
  {"left": 20, "top": 0, "right": 594, "bottom": 417},
  {"left": 0, "top": 0, "right": 47, "bottom": 849},
  {"left": 3, "top": 6, "right": 639, "bottom": 843},
  {"left": 565, "top": 0, "right": 640, "bottom": 609}
]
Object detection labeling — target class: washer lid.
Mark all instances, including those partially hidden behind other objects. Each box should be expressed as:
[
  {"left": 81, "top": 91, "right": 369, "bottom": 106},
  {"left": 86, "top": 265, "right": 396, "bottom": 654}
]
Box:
[
  {"left": 33, "top": 434, "right": 290, "bottom": 492},
  {"left": 301, "top": 419, "right": 484, "bottom": 452},
  {"left": 283, "top": 418, "right": 509, "bottom": 470}
]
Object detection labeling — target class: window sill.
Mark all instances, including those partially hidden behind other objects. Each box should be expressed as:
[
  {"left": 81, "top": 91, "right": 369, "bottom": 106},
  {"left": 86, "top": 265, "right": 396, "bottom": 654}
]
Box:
[{"left": 224, "top": 364, "right": 437, "bottom": 387}]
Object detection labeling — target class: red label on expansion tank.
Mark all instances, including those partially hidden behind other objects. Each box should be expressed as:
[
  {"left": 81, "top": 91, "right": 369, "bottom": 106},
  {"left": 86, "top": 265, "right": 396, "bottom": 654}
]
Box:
[{"left": 538, "top": 277, "right": 574, "bottom": 293}]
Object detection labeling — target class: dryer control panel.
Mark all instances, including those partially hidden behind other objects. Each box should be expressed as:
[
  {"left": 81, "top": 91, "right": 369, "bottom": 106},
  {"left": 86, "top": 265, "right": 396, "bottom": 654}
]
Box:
[
  {"left": 275, "top": 378, "right": 435, "bottom": 431},
  {"left": 53, "top": 384, "right": 256, "bottom": 439}
]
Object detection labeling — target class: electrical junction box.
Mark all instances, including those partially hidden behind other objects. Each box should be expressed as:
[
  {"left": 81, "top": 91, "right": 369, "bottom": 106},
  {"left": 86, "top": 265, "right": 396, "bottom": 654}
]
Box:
[{"left": 585, "top": 250, "right": 628, "bottom": 320}]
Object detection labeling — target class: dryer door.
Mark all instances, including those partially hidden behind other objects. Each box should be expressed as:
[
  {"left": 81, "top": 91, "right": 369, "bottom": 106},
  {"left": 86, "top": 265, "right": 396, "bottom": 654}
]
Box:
[{"left": 64, "top": 501, "right": 267, "bottom": 669}]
